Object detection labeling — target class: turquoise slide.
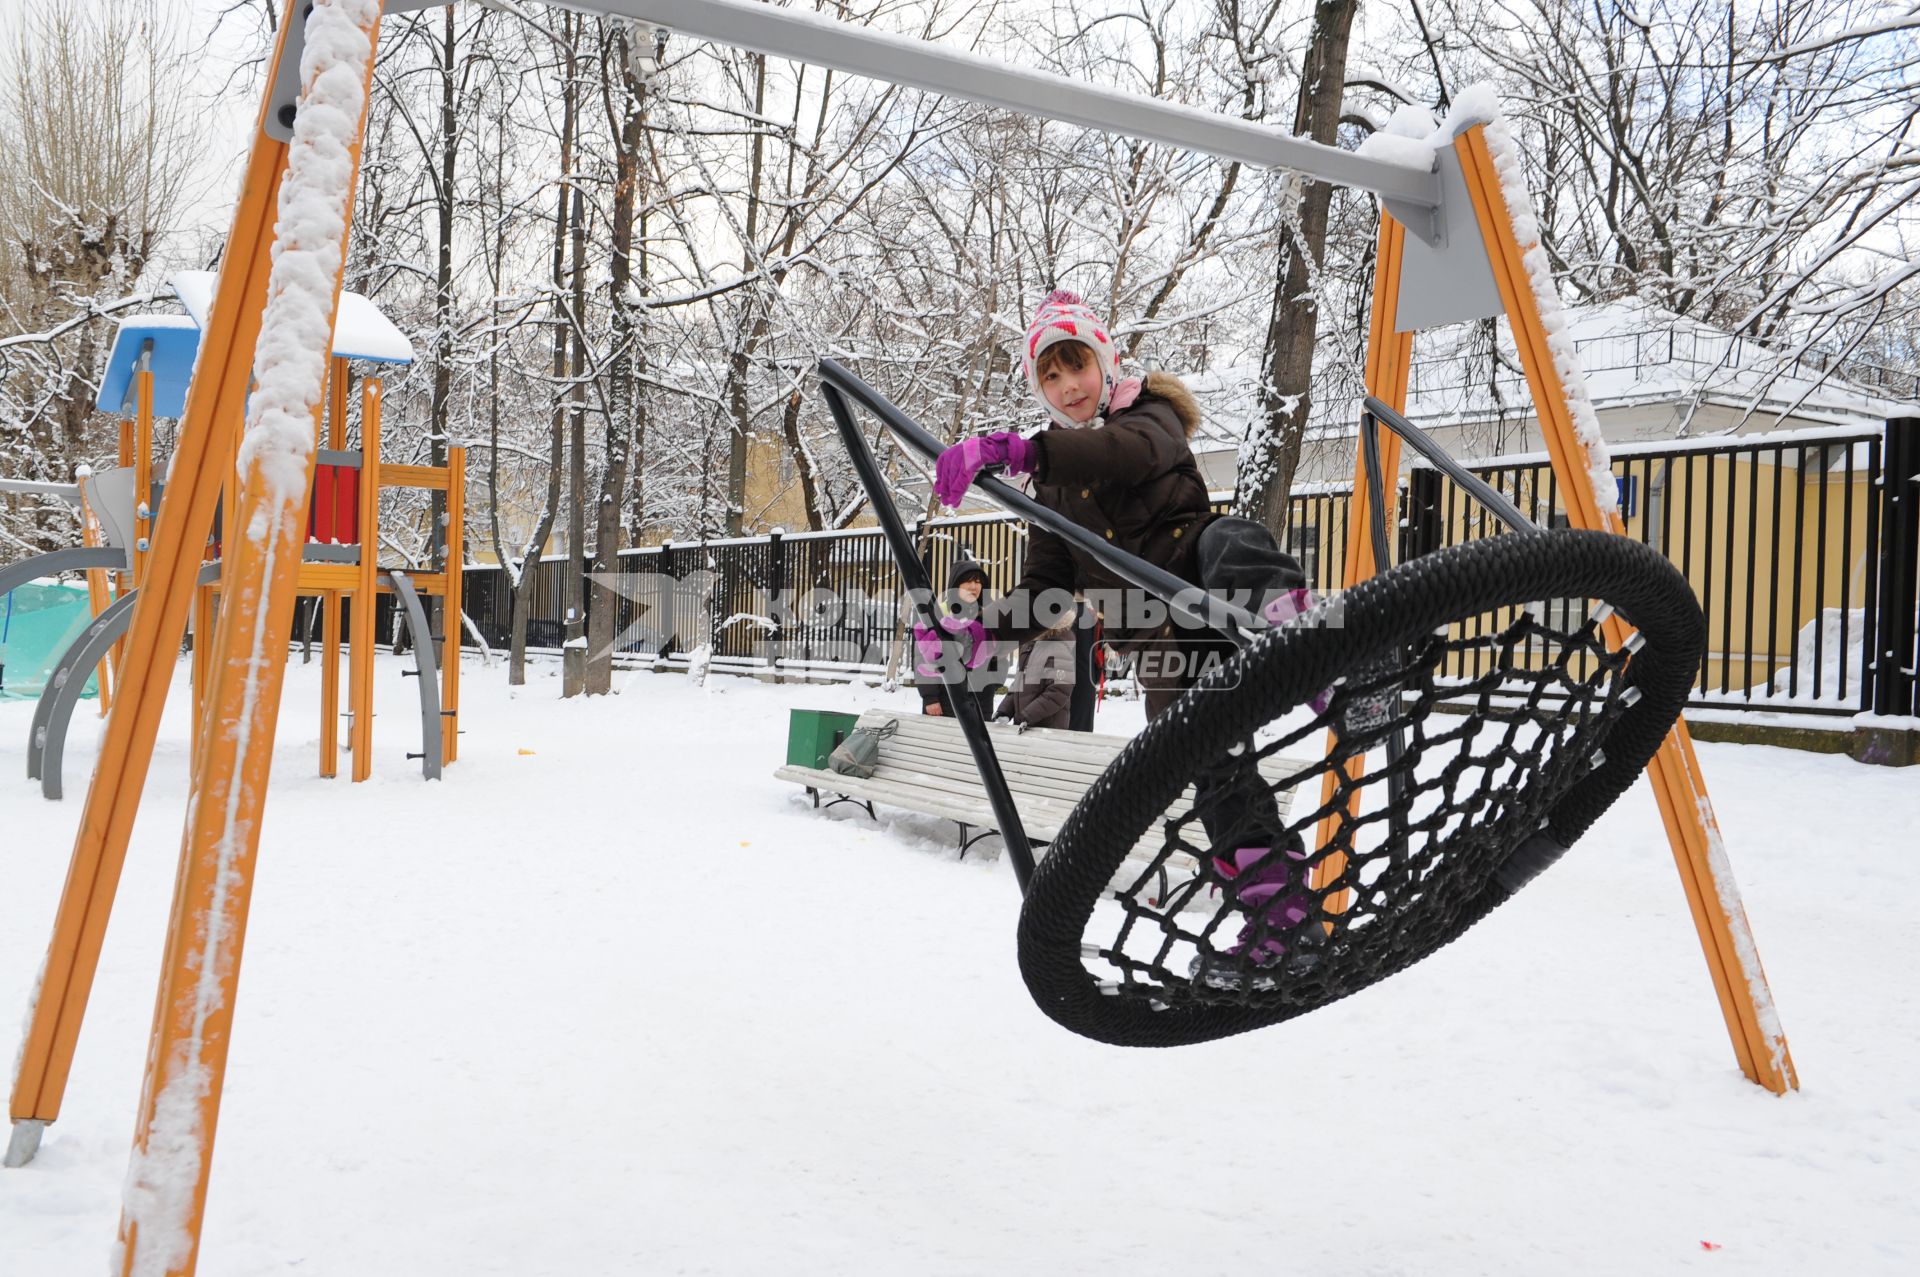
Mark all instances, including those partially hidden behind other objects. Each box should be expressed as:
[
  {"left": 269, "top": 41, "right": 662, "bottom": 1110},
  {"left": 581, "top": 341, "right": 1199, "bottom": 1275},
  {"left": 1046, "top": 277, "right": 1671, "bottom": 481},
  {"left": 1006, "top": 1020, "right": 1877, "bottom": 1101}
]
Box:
[{"left": 0, "top": 581, "right": 100, "bottom": 701}]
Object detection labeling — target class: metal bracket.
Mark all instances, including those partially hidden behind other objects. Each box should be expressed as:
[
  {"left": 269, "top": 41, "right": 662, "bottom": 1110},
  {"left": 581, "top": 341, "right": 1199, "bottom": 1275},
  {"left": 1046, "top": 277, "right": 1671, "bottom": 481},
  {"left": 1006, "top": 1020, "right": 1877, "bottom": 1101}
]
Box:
[
  {"left": 4, "top": 1120, "right": 45, "bottom": 1169},
  {"left": 1384, "top": 142, "right": 1505, "bottom": 332},
  {"left": 263, "top": 4, "right": 312, "bottom": 142}
]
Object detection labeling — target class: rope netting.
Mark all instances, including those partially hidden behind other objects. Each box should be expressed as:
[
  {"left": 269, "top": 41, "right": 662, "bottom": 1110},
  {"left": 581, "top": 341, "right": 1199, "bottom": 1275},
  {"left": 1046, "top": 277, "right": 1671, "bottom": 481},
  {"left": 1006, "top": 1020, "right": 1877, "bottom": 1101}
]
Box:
[{"left": 1018, "top": 530, "right": 1704, "bottom": 1047}]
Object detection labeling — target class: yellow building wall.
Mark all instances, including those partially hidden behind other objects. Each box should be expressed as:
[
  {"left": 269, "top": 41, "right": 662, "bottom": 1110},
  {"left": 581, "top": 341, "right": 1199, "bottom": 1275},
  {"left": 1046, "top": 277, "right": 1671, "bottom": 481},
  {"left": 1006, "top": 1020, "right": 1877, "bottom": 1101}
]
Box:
[
  {"left": 1342, "top": 452, "right": 1878, "bottom": 698},
  {"left": 740, "top": 432, "right": 815, "bottom": 534}
]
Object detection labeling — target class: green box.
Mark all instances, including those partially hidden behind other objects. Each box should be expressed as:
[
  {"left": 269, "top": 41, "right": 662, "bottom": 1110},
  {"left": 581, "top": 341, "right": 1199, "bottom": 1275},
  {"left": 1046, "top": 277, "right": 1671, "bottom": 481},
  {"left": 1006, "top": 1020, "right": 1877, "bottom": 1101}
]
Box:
[{"left": 787, "top": 708, "right": 861, "bottom": 769}]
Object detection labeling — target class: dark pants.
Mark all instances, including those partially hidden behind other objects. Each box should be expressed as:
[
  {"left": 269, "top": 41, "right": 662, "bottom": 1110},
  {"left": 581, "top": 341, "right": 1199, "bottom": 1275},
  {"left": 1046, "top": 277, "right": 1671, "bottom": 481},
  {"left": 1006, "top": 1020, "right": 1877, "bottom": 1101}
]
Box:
[
  {"left": 1139, "top": 516, "right": 1307, "bottom": 856},
  {"left": 921, "top": 683, "right": 996, "bottom": 721},
  {"left": 1069, "top": 602, "right": 1099, "bottom": 731}
]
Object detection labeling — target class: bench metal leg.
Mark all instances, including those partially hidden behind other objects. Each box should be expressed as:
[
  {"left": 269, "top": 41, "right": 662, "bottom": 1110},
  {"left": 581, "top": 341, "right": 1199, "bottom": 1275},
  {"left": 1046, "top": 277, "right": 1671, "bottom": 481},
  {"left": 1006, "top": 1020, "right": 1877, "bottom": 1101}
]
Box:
[
  {"left": 956, "top": 822, "right": 1002, "bottom": 860},
  {"left": 821, "top": 793, "right": 876, "bottom": 820},
  {"left": 1151, "top": 869, "right": 1205, "bottom": 912}
]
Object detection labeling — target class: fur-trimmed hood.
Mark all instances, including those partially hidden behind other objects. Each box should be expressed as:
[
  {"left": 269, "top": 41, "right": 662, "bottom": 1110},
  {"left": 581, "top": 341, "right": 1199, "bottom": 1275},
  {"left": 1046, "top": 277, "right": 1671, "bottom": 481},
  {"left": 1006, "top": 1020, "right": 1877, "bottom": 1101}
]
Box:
[{"left": 1139, "top": 370, "right": 1201, "bottom": 437}]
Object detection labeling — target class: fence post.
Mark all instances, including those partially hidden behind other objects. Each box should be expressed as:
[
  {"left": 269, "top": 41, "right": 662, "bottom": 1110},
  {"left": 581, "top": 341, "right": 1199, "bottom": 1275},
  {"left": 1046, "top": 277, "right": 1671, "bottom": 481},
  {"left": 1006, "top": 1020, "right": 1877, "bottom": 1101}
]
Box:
[
  {"left": 766, "top": 526, "right": 785, "bottom": 680},
  {"left": 658, "top": 540, "right": 677, "bottom": 665},
  {"left": 1862, "top": 416, "right": 1920, "bottom": 764},
  {"left": 895, "top": 517, "right": 927, "bottom": 681},
  {"left": 1404, "top": 466, "right": 1444, "bottom": 561},
  {"left": 701, "top": 538, "right": 719, "bottom": 661}
]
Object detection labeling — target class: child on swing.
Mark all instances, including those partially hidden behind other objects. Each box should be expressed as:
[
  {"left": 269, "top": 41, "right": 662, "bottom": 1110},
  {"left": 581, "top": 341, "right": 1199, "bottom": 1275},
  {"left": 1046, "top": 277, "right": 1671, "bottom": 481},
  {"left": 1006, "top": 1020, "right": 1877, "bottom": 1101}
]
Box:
[{"left": 932, "top": 289, "right": 1320, "bottom": 984}]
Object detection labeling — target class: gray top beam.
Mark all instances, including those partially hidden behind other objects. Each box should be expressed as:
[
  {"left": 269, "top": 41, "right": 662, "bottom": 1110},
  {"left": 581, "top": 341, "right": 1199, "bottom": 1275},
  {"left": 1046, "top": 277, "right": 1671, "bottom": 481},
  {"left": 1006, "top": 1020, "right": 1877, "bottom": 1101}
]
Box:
[
  {"left": 0, "top": 478, "right": 81, "bottom": 504},
  {"left": 515, "top": 0, "right": 1441, "bottom": 206}
]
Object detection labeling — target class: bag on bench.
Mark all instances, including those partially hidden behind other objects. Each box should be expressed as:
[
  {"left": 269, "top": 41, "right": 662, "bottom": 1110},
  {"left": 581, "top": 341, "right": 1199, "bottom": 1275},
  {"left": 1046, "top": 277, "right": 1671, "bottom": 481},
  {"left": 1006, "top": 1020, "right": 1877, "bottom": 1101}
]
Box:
[{"left": 828, "top": 718, "right": 898, "bottom": 779}]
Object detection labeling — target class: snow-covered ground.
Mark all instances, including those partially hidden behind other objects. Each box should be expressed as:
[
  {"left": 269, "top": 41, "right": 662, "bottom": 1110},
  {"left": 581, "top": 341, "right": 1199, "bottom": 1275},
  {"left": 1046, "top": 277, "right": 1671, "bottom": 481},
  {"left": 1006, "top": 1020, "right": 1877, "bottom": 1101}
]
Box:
[{"left": 3, "top": 652, "right": 1917, "bottom": 1275}]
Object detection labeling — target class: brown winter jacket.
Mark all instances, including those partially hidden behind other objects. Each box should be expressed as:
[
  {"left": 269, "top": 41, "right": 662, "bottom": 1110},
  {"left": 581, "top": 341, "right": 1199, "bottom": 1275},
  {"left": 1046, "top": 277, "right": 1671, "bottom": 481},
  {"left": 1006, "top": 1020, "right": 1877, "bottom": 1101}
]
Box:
[
  {"left": 992, "top": 371, "right": 1214, "bottom": 650},
  {"left": 993, "top": 632, "right": 1075, "bottom": 729}
]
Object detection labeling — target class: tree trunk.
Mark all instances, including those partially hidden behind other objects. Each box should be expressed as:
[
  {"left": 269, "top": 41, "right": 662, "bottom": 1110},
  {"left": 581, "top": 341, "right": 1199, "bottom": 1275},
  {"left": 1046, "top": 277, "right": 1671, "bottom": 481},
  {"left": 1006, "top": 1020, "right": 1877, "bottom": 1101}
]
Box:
[
  {"left": 509, "top": 17, "right": 577, "bottom": 686},
  {"left": 1236, "top": 0, "right": 1358, "bottom": 537},
  {"left": 588, "top": 29, "right": 648, "bottom": 695},
  {"left": 563, "top": 182, "right": 589, "bottom": 697},
  {"left": 429, "top": 5, "right": 458, "bottom": 655},
  {"left": 629, "top": 199, "right": 650, "bottom": 542},
  {"left": 777, "top": 389, "right": 824, "bottom": 532},
  {"left": 723, "top": 52, "right": 769, "bottom": 537}
]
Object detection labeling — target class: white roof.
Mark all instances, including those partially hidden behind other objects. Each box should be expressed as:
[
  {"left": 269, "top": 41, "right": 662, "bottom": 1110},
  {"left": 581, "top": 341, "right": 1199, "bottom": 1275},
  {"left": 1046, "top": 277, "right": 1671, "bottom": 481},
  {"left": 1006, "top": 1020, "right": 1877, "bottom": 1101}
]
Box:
[
  {"left": 169, "top": 270, "right": 414, "bottom": 364},
  {"left": 1182, "top": 298, "right": 1914, "bottom": 451}
]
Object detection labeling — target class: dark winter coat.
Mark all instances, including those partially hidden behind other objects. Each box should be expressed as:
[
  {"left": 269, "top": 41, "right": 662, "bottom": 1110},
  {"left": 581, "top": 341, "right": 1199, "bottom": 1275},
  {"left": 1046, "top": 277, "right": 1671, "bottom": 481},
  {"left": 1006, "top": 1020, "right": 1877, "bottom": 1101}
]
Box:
[
  {"left": 991, "top": 371, "right": 1214, "bottom": 651},
  {"left": 919, "top": 555, "right": 1001, "bottom": 718},
  {"left": 993, "top": 631, "right": 1075, "bottom": 729}
]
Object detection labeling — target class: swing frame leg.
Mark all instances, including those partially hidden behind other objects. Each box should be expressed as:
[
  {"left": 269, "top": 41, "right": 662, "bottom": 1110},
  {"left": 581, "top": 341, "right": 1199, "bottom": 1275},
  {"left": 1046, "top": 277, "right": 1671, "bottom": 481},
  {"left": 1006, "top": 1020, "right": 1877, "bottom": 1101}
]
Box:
[{"left": 1312, "top": 126, "right": 1795, "bottom": 1095}]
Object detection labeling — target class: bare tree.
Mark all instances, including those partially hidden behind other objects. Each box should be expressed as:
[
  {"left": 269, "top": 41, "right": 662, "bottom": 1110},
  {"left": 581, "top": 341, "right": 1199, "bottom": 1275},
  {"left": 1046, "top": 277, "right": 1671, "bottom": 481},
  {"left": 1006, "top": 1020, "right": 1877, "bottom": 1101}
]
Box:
[
  {"left": 1439, "top": 0, "right": 1920, "bottom": 420},
  {"left": 0, "top": 0, "right": 199, "bottom": 551},
  {"left": 1232, "top": 0, "right": 1361, "bottom": 535},
  {"left": 585, "top": 20, "right": 661, "bottom": 695}
]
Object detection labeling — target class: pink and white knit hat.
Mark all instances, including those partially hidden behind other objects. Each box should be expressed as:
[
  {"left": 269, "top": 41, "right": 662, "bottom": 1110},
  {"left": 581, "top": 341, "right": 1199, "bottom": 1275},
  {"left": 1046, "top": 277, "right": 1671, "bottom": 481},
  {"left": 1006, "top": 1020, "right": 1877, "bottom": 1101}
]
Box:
[{"left": 1022, "top": 289, "right": 1118, "bottom": 427}]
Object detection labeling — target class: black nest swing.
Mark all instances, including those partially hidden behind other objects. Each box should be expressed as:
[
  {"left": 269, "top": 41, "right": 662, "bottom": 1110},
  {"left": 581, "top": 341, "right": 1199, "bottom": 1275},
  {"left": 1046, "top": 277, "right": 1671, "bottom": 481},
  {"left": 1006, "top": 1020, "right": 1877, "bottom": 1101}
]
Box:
[{"left": 820, "top": 360, "right": 1703, "bottom": 1048}]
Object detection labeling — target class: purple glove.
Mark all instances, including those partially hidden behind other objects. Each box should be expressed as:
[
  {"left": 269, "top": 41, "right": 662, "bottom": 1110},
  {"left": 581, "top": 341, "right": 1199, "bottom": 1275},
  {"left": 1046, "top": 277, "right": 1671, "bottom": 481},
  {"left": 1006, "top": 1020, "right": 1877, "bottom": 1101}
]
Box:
[
  {"left": 912, "top": 615, "right": 998, "bottom": 677},
  {"left": 934, "top": 432, "right": 1036, "bottom": 508}
]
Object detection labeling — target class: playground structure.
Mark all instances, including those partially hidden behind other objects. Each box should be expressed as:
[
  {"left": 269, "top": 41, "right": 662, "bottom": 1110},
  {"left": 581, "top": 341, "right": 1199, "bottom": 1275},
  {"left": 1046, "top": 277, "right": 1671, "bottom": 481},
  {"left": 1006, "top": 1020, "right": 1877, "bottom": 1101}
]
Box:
[
  {"left": 0, "top": 276, "right": 464, "bottom": 800},
  {"left": 0, "top": 2, "right": 1794, "bottom": 1273},
  {"left": 0, "top": 487, "right": 107, "bottom": 705}
]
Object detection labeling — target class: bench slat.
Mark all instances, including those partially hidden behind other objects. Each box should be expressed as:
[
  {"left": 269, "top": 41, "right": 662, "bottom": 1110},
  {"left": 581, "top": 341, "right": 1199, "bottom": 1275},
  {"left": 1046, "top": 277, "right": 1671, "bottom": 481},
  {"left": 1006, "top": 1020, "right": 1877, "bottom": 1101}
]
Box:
[
  {"left": 864, "top": 710, "right": 1312, "bottom": 792},
  {"left": 857, "top": 724, "right": 1309, "bottom": 818},
  {"left": 780, "top": 710, "right": 1311, "bottom": 909}
]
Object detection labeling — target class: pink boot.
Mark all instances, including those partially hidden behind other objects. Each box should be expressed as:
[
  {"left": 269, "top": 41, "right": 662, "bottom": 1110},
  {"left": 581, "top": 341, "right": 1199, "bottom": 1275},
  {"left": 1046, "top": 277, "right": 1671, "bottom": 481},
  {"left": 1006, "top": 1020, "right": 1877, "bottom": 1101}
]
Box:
[
  {"left": 1261, "top": 590, "right": 1334, "bottom": 716},
  {"left": 1212, "top": 844, "right": 1313, "bottom": 961},
  {"left": 1191, "top": 844, "right": 1321, "bottom": 989}
]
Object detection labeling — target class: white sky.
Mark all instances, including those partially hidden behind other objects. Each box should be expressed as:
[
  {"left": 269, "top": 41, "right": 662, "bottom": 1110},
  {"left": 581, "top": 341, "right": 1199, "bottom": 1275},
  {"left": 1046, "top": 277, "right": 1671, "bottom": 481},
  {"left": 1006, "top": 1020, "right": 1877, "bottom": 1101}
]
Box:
[{"left": 169, "top": 2, "right": 282, "bottom": 272}]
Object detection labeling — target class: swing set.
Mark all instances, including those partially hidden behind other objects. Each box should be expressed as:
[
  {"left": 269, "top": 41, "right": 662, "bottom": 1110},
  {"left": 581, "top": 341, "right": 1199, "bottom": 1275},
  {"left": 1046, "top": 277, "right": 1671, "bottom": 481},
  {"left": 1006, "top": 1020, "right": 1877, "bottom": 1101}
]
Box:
[{"left": 2, "top": 2, "right": 1794, "bottom": 1273}]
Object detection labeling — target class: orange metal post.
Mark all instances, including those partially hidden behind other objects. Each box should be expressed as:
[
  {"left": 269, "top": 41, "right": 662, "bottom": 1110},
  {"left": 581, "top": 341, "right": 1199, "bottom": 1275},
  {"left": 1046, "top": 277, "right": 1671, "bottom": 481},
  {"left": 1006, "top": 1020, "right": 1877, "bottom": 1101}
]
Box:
[
  {"left": 116, "top": 421, "right": 135, "bottom": 603},
  {"left": 6, "top": 63, "right": 292, "bottom": 1145},
  {"left": 441, "top": 445, "right": 465, "bottom": 764},
  {"left": 113, "top": 6, "right": 384, "bottom": 1272},
  {"left": 320, "top": 356, "right": 348, "bottom": 777},
  {"left": 113, "top": 422, "right": 135, "bottom": 674},
  {"left": 133, "top": 368, "right": 155, "bottom": 592},
  {"left": 77, "top": 480, "right": 117, "bottom": 716},
  {"left": 351, "top": 376, "right": 380, "bottom": 775},
  {"left": 350, "top": 379, "right": 381, "bottom": 781},
  {"left": 1453, "top": 123, "right": 1795, "bottom": 1093},
  {"left": 190, "top": 586, "right": 214, "bottom": 763},
  {"left": 321, "top": 605, "right": 342, "bottom": 779},
  {"left": 1311, "top": 214, "right": 1416, "bottom": 905}
]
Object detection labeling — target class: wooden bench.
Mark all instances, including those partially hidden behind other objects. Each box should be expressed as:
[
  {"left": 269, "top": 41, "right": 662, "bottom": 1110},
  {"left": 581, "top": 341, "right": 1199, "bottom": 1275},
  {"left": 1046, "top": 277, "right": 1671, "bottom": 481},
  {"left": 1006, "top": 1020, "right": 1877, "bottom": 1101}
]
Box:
[{"left": 775, "top": 709, "right": 1310, "bottom": 902}]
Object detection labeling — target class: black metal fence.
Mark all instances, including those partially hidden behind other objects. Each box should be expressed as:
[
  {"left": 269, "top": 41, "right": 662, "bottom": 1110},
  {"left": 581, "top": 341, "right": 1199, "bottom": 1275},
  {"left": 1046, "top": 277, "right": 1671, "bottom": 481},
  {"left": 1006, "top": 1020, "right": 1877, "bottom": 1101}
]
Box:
[
  {"left": 1401, "top": 421, "right": 1915, "bottom": 718},
  {"left": 464, "top": 418, "right": 1920, "bottom": 721}
]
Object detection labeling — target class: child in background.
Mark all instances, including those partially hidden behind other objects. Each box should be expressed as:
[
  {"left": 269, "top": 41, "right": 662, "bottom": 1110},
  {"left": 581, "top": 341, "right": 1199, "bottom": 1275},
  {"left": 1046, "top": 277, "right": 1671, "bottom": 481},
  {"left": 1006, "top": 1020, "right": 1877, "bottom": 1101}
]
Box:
[
  {"left": 912, "top": 553, "right": 999, "bottom": 721},
  {"left": 992, "top": 619, "right": 1076, "bottom": 730}
]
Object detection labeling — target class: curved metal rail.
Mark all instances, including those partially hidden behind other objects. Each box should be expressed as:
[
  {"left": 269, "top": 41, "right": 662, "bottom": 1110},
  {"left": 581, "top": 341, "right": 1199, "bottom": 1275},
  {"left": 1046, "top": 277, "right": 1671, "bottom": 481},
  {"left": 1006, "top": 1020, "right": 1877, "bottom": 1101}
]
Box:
[
  {"left": 384, "top": 569, "right": 444, "bottom": 781},
  {"left": 26, "top": 564, "right": 446, "bottom": 798},
  {"left": 28, "top": 564, "right": 220, "bottom": 798},
  {"left": 0, "top": 547, "right": 131, "bottom": 601}
]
